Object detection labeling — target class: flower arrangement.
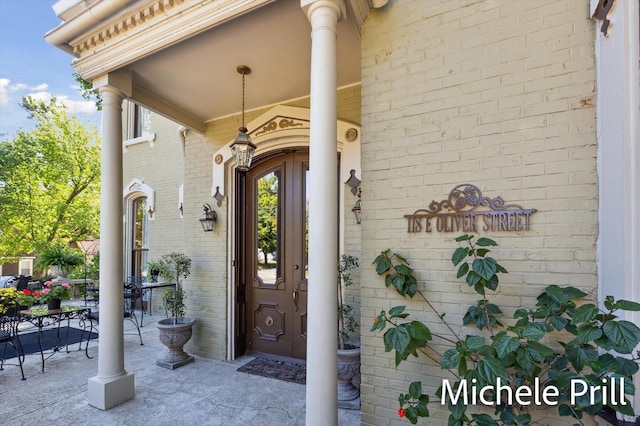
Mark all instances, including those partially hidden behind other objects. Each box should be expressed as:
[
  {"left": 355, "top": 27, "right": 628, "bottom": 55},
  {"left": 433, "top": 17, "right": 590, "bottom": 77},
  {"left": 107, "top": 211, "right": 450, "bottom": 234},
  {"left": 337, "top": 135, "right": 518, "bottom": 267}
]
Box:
[
  {"left": 40, "top": 281, "right": 71, "bottom": 301},
  {"left": 0, "top": 287, "right": 35, "bottom": 313}
]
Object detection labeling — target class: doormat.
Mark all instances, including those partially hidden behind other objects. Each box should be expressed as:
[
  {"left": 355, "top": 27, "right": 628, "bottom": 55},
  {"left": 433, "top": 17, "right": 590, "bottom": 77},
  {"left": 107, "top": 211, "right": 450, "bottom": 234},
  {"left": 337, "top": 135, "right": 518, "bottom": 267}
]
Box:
[
  {"left": 2, "top": 327, "right": 97, "bottom": 359},
  {"left": 237, "top": 357, "right": 306, "bottom": 385}
]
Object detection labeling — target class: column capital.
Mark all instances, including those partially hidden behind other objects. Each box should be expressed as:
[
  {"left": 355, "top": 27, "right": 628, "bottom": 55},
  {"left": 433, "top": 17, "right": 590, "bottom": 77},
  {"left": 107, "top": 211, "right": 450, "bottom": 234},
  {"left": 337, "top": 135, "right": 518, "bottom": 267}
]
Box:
[
  {"left": 93, "top": 69, "right": 133, "bottom": 98},
  {"left": 301, "top": 0, "right": 346, "bottom": 24}
]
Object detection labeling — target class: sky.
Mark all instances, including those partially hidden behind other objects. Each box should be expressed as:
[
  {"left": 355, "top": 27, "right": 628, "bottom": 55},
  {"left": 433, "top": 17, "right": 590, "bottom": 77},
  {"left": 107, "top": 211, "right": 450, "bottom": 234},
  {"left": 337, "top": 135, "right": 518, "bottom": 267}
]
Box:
[{"left": 0, "top": 0, "right": 100, "bottom": 139}]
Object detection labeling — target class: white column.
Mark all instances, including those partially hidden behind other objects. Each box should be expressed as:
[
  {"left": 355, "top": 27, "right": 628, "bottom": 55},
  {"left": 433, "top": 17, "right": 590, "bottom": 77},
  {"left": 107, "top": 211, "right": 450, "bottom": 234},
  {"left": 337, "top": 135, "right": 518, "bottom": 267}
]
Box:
[
  {"left": 87, "top": 84, "right": 135, "bottom": 410},
  {"left": 303, "top": 1, "right": 344, "bottom": 425},
  {"left": 593, "top": 0, "right": 640, "bottom": 418}
]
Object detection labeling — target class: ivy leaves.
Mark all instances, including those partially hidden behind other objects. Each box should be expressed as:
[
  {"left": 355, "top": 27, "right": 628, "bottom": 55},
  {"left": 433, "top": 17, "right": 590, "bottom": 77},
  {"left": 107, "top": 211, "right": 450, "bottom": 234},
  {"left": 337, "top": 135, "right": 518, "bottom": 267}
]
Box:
[
  {"left": 371, "top": 306, "right": 432, "bottom": 366},
  {"left": 371, "top": 237, "right": 640, "bottom": 425},
  {"left": 373, "top": 249, "right": 418, "bottom": 298}
]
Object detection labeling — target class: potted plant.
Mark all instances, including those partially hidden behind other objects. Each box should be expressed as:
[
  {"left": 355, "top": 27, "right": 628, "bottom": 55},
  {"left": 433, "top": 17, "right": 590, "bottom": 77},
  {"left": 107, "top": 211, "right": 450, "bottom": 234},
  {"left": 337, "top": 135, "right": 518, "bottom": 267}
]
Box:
[
  {"left": 155, "top": 252, "right": 195, "bottom": 369},
  {"left": 40, "top": 281, "right": 71, "bottom": 310},
  {"left": 337, "top": 254, "right": 361, "bottom": 408},
  {"left": 35, "top": 244, "right": 83, "bottom": 281},
  {"left": 146, "top": 260, "right": 164, "bottom": 283}
]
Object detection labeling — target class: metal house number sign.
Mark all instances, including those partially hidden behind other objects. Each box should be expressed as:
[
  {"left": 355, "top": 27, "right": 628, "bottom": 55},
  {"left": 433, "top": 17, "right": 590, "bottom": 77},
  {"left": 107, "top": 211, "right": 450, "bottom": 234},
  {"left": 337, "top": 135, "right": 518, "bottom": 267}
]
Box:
[{"left": 404, "top": 184, "right": 537, "bottom": 234}]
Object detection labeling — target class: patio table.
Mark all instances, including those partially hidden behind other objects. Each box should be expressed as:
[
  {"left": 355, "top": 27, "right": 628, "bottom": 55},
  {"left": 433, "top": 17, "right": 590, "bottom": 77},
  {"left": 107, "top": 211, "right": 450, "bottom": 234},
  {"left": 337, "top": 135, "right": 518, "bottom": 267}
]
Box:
[
  {"left": 19, "top": 306, "right": 95, "bottom": 372},
  {"left": 141, "top": 281, "right": 175, "bottom": 321}
]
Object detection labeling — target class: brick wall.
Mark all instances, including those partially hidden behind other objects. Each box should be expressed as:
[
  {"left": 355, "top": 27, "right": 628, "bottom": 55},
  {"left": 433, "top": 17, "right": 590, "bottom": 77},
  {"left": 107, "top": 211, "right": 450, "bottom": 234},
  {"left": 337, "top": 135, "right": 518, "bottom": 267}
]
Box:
[{"left": 360, "top": 0, "right": 596, "bottom": 424}]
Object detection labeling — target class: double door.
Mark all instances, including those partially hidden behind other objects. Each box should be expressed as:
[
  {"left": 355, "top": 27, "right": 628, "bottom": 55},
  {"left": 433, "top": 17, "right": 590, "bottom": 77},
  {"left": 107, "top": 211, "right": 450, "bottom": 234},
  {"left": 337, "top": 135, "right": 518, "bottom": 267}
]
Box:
[{"left": 238, "top": 151, "right": 309, "bottom": 359}]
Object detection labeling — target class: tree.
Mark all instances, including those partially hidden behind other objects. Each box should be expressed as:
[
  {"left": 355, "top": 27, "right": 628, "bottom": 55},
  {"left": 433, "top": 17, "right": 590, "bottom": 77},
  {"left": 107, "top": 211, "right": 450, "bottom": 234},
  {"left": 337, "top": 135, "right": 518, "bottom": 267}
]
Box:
[
  {"left": 0, "top": 97, "right": 101, "bottom": 259},
  {"left": 73, "top": 72, "right": 102, "bottom": 111},
  {"left": 257, "top": 173, "right": 278, "bottom": 266}
]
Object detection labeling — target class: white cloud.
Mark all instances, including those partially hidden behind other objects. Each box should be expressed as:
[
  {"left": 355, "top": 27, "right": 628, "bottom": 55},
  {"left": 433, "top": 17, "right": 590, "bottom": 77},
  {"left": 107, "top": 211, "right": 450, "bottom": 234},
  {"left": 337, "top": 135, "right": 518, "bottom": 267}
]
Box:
[
  {"left": 0, "top": 78, "right": 50, "bottom": 107},
  {"left": 0, "top": 77, "right": 100, "bottom": 137},
  {"left": 0, "top": 78, "right": 10, "bottom": 107},
  {"left": 55, "top": 95, "right": 98, "bottom": 114}
]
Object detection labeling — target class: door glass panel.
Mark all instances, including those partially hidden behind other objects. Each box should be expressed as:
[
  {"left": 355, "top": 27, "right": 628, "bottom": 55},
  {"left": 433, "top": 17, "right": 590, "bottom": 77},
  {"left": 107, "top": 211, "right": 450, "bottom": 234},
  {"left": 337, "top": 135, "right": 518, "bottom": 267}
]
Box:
[
  {"left": 132, "top": 197, "right": 148, "bottom": 277},
  {"left": 257, "top": 170, "right": 281, "bottom": 285}
]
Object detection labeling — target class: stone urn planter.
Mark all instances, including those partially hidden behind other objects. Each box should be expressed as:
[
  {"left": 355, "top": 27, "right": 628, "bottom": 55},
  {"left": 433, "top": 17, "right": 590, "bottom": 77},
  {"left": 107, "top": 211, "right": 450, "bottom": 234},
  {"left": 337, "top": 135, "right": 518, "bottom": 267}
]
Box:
[
  {"left": 156, "top": 317, "right": 195, "bottom": 369},
  {"left": 337, "top": 345, "right": 361, "bottom": 409}
]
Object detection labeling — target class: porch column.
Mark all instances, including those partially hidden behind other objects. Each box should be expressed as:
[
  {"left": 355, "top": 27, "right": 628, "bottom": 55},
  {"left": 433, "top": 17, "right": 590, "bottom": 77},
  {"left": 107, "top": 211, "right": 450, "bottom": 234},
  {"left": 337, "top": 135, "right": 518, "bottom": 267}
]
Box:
[
  {"left": 88, "top": 73, "right": 135, "bottom": 410},
  {"left": 303, "top": 1, "right": 344, "bottom": 424}
]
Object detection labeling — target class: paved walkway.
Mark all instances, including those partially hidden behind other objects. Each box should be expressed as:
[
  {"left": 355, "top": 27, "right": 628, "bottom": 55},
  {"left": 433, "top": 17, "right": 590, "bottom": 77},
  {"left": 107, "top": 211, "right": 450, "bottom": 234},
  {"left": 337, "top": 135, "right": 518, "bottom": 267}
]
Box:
[{"left": 0, "top": 304, "right": 360, "bottom": 425}]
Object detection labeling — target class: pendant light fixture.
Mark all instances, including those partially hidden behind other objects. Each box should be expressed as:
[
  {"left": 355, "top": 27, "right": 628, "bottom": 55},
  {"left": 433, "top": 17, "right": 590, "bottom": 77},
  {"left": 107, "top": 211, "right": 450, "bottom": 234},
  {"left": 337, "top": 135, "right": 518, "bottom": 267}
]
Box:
[{"left": 230, "top": 65, "right": 256, "bottom": 172}]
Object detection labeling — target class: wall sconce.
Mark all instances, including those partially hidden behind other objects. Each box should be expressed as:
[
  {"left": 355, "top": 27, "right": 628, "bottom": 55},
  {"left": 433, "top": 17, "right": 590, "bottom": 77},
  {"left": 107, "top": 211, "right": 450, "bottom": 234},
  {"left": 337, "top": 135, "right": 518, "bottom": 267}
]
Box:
[
  {"left": 352, "top": 188, "right": 362, "bottom": 224},
  {"left": 230, "top": 65, "right": 256, "bottom": 172},
  {"left": 199, "top": 203, "right": 217, "bottom": 232}
]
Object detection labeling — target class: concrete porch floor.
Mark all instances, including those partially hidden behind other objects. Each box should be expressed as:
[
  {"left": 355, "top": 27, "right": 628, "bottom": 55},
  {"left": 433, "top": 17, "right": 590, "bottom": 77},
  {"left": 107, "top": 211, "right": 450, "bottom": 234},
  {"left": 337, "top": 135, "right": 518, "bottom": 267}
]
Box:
[{"left": 0, "top": 303, "right": 360, "bottom": 425}]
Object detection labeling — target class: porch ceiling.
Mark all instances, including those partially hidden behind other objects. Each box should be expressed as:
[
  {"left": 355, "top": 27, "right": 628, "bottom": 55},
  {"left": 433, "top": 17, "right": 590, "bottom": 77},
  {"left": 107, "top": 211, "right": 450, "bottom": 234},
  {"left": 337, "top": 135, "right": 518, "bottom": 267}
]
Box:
[{"left": 47, "top": 0, "right": 363, "bottom": 131}]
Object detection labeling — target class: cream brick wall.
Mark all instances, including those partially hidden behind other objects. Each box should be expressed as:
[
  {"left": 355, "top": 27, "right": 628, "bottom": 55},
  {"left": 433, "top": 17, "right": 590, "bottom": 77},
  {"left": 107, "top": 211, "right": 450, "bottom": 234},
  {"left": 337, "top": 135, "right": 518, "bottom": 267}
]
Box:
[{"left": 361, "top": 0, "right": 596, "bottom": 424}]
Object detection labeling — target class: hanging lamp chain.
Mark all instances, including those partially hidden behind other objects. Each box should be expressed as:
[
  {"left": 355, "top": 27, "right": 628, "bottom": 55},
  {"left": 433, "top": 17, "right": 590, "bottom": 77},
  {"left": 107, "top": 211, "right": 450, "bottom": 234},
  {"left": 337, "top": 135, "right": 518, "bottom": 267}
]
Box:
[{"left": 241, "top": 70, "right": 246, "bottom": 129}]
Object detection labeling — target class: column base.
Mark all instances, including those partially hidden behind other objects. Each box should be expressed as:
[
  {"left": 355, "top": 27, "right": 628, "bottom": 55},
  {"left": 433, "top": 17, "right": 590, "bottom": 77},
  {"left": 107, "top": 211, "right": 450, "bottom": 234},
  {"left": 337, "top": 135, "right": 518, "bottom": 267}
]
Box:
[{"left": 88, "top": 372, "right": 135, "bottom": 410}]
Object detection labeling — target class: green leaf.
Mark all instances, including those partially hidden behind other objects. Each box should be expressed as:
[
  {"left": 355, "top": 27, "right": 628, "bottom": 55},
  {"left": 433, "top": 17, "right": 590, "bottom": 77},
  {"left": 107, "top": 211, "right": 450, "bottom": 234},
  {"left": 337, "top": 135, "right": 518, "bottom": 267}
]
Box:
[
  {"left": 395, "top": 263, "right": 413, "bottom": 276},
  {"left": 408, "top": 381, "right": 422, "bottom": 399},
  {"left": 615, "top": 357, "right": 640, "bottom": 376},
  {"left": 442, "top": 349, "right": 461, "bottom": 370},
  {"left": 550, "top": 315, "right": 569, "bottom": 331},
  {"left": 405, "top": 406, "right": 419, "bottom": 424},
  {"left": 456, "top": 262, "right": 469, "bottom": 278},
  {"left": 408, "top": 321, "right": 432, "bottom": 342},
  {"left": 485, "top": 275, "right": 499, "bottom": 291},
  {"left": 492, "top": 332, "right": 519, "bottom": 358},
  {"left": 522, "top": 323, "right": 546, "bottom": 341},
  {"left": 566, "top": 344, "right": 598, "bottom": 372},
  {"left": 449, "top": 397, "right": 467, "bottom": 420},
  {"left": 466, "top": 270, "right": 481, "bottom": 287},
  {"left": 476, "top": 237, "right": 497, "bottom": 247},
  {"left": 615, "top": 299, "right": 640, "bottom": 311},
  {"left": 473, "top": 257, "right": 497, "bottom": 281},
  {"left": 455, "top": 234, "right": 472, "bottom": 242},
  {"left": 375, "top": 257, "right": 391, "bottom": 275},
  {"left": 526, "top": 341, "right": 556, "bottom": 358},
  {"left": 602, "top": 320, "right": 640, "bottom": 354},
  {"left": 476, "top": 248, "right": 490, "bottom": 257},
  {"left": 514, "top": 308, "right": 529, "bottom": 320},
  {"left": 564, "top": 287, "right": 588, "bottom": 299},
  {"left": 383, "top": 326, "right": 411, "bottom": 355},
  {"left": 477, "top": 358, "right": 507, "bottom": 383},
  {"left": 576, "top": 324, "right": 603, "bottom": 344},
  {"left": 464, "top": 335, "right": 485, "bottom": 351},
  {"left": 393, "top": 252, "right": 409, "bottom": 264},
  {"left": 558, "top": 404, "right": 574, "bottom": 417},
  {"left": 472, "top": 414, "right": 499, "bottom": 426},
  {"left": 611, "top": 398, "right": 635, "bottom": 416},
  {"left": 571, "top": 304, "right": 599, "bottom": 324},
  {"left": 388, "top": 305, "right": 407, "bottom": 317},
  {"left": 452, "top": 247, "right": 468, "bottom": 266}
]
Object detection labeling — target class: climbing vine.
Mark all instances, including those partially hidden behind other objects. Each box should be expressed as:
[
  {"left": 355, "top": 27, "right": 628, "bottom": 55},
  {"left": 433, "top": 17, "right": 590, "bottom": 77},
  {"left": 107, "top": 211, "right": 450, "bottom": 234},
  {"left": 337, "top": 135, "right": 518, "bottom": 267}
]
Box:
[{"left": 371, "top": 235, "right": 640, "bottom": 425}]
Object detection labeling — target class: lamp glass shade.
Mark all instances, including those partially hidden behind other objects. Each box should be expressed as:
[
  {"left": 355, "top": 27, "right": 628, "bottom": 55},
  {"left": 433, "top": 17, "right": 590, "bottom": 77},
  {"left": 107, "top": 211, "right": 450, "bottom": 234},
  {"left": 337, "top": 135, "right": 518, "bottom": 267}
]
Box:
[
  {"left": 199, "top": 209, "right": 216, "bottom": 232},
  {"left": 352, "top": 200, "right": 362, "bottom": 224},
  {"left": 230, "top": 128, "right": 257, "bottom": 172}
]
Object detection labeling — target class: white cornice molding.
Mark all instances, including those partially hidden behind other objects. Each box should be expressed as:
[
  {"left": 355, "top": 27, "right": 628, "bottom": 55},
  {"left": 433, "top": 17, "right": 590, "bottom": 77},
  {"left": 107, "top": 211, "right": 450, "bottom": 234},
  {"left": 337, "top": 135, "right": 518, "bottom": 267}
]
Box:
[{"left": 51, "top": 0, "right": 275, "bottom": 80}]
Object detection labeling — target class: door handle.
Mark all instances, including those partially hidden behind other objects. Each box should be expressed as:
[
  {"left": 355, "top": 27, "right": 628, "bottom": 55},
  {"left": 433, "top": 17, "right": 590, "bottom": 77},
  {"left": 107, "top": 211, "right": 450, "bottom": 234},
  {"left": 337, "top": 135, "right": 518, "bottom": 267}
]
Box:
[{"left": 292, "top": 287, "right": 298, "bottom": 311}]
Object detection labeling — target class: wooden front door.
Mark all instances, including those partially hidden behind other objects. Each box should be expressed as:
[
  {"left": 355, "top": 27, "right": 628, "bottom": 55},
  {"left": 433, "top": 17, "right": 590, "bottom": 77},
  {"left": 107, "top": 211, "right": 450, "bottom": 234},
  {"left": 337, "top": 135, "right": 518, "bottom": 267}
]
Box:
[{"left": 240, "top": 151, "right": 309, "bottom": 359}]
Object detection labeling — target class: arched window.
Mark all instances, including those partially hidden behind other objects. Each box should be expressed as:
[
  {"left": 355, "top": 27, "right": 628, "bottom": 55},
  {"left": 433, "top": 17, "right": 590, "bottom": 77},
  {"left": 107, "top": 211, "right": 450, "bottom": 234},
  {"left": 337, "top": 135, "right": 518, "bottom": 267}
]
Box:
[
  {"left": 124, "top": 179, "right": 155, "bottom": 279},
  {"left": 130, "top": 196, "right": 149, "bottom": 277}
]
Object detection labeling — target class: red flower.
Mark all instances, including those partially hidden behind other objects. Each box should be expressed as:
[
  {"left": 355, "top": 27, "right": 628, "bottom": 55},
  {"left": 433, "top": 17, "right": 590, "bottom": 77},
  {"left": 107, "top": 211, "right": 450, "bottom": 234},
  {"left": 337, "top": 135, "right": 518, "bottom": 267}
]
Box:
[
  {"left": 22, "top": 289, "right": 32, "bottom": 295},
  {"left": 398, "top": 407, "right": 405, "bottom": 418}
]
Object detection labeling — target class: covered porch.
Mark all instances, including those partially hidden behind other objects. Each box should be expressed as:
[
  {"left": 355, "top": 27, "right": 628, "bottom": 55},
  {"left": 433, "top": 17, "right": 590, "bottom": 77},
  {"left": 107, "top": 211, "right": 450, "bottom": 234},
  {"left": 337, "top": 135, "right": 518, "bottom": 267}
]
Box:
[
  {"left": 45, "top": 0, "right": 377, "bottom": 421},
  {"left": 0, "top": 307, "right": 359, "bottom": 425}
]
